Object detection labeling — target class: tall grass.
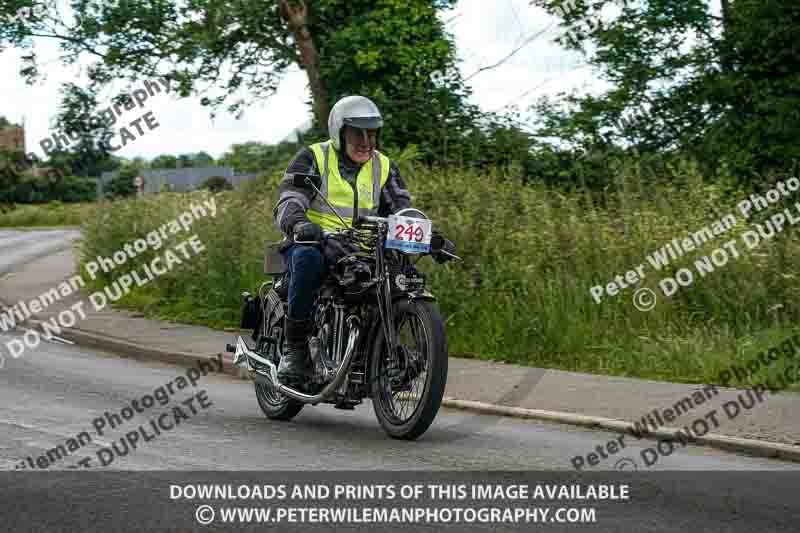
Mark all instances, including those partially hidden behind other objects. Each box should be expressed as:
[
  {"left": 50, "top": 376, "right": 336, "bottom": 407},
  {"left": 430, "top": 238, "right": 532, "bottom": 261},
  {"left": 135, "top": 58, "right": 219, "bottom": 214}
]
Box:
[
  {"left": 77, "top": 163, "right": 800, "bottom": 386},
  {"left": 0, "top": 201, "right": 95, "bottom": 227}
]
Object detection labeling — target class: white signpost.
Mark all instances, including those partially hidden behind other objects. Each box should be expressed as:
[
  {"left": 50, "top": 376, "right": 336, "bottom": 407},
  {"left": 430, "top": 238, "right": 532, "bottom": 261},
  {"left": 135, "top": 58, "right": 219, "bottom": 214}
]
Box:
[{"left": 133, "top": 176, "right": 144, "bottom": 196}]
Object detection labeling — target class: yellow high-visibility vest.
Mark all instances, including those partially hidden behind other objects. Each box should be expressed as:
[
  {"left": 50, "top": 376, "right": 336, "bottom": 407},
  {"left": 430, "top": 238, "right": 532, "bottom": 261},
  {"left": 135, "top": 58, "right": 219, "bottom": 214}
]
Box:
[{"left": 305, "top": 140, "right": 391, "bottom": 232}]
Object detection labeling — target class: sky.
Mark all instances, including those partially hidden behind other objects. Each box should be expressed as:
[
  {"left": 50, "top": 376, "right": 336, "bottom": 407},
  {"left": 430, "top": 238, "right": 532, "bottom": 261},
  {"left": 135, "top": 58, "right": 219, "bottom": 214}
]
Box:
[{"left": 1, "top": 0, "right": 609, "bottom": 162}]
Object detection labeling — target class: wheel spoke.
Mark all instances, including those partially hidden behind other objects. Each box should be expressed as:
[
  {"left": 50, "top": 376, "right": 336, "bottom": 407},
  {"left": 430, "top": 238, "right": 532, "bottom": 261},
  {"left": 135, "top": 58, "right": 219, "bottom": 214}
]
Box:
[
  {"left": 376, "top": 309, "right": 430, "bottom": 426},
  {"left": 255, "top": 321, "right": 291, "bottom": 407}
]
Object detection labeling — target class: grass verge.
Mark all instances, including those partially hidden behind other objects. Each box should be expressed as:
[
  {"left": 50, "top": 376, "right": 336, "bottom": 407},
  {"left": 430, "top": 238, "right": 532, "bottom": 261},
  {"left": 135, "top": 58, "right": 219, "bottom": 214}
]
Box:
[
  {"left": 75, "top": 165, "right": 800, "bottom": 389},
  {"left": 0, "top": 201, "right": 96, "bottom": 227}
]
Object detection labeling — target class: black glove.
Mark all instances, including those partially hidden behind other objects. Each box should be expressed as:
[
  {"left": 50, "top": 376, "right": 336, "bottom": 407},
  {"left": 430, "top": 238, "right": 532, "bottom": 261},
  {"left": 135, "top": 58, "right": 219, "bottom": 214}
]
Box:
[
  {"left": 292, "top": 221, "right": 322, "bottom": 243},
  {"left": 430, "top": 232, "right": 456, "bottom": 263},
  {"left": 323, "top": 236, "right": 360, "bottom": 266}
]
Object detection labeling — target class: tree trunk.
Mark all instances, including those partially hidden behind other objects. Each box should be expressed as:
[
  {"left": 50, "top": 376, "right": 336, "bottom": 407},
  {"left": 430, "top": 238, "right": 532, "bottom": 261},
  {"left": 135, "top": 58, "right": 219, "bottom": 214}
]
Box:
[{"left": 280, "top": 0, "right": 330, "bottom": 129}]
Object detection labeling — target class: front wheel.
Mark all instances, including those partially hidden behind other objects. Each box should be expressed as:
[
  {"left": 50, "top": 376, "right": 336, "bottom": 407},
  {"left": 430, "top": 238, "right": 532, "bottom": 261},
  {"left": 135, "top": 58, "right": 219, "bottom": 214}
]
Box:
[{"left": 369, "top": 299, "right": 448, "bottom": 440}]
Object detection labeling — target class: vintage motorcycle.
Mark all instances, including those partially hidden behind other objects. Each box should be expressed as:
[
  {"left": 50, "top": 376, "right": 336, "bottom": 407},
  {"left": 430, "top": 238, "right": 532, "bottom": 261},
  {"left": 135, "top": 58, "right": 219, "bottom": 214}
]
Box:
[{"left": 227, "top": 173, "right": 460, "bottom": 440}]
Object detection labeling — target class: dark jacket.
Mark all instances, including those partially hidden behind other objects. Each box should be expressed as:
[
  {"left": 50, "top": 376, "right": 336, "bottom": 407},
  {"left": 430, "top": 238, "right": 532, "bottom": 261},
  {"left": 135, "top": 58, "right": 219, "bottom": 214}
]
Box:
[{"left": 272, "top": 145, "right": 413, "bottom": 242}]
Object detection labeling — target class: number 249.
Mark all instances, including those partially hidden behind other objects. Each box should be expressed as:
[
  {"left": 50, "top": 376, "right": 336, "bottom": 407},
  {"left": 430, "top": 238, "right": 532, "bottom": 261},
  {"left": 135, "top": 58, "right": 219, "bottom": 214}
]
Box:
[{"left": 394, "top": 224, "right": 424, "bottom": 242}]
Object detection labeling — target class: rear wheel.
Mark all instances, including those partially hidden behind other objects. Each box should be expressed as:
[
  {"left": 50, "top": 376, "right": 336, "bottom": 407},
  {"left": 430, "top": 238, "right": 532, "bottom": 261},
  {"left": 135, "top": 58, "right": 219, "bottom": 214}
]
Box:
[
  {"left": 369, "top": 299, "right": 448, "bottom": 440},
  {"left": 254, "top": 300, "right": 304, "bottom": 421}
]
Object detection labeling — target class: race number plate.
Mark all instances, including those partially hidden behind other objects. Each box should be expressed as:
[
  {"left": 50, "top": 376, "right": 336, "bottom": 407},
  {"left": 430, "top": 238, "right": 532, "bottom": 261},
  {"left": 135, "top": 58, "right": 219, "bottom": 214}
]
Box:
[{"left": 385, "top": 214, "right": 432, "bottom": 253}]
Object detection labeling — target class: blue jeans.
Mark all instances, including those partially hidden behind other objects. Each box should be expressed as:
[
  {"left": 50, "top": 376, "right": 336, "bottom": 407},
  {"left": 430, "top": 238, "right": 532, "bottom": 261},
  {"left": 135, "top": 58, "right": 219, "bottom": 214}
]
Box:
[{"left": 281, "top": 244, "right": 326, "bottom": 321}]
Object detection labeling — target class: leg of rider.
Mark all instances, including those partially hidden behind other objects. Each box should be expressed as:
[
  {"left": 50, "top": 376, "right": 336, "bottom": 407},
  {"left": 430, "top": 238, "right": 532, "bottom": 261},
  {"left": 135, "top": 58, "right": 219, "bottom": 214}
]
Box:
[
  {"left": 278, "top": 245, "right": 325, "bottom": 385},
  {"left": 286, "top": 245, "right": 325, "bottom": 321}
]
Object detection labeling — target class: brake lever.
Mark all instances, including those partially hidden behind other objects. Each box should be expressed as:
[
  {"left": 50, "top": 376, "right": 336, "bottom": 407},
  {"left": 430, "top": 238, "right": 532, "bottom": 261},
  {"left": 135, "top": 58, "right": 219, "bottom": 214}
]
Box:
[{"left": 439, "top": 250, "right": 462, "bottom": 261}]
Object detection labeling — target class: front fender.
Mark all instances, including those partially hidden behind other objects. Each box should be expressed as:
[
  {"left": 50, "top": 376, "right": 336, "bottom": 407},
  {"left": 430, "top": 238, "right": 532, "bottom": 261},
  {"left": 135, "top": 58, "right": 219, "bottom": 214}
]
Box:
[
  {"left": 393, "top": 289, "right": 436, "bottom": 303},
  {"left": 363, "top": 290, "right": 437, "bottom": 393}
]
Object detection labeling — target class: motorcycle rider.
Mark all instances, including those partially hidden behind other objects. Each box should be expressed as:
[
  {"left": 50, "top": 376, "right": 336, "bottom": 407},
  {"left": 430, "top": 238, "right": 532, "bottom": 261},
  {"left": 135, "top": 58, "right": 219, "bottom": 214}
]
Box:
[{"left": 272, "top": 95, "right": 455, "bottom": 387}]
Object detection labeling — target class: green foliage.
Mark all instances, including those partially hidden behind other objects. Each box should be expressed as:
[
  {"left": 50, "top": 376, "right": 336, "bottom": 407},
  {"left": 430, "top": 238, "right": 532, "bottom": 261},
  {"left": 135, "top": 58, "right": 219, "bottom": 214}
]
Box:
[
  {"left": 219, "top": 141, "right": 301, "bottom": 174},
  {"left": 189, "top": 151, "right": 215, "bottom": 167},
  {"left": 532, "top": 0, "right": 800, "bottom": 186},
  {"left": 704, "top": 0, "right": 800, "bottom": 182},
  {"left": 47, "top": 83, "right": 118, "bottom": 177},
  {"left": 150, "top": 155, "right": 178, "bottom": 169},
  {"left": 200, "top": 175, "right": 233, "bottom": 193},
  {"left": 79, "top": 190, "right": 259, "bottom": 326},
  {"left": 150, "top": 152, "right": 217, "bottom": 169},
  {"left": 310, "top": 0, "right": 474, "bottom": 164},
  {"left": 0, "top": 201, "right": 96, "bottom": 227},
  {"left": 76, "top": 161, "right": 800, "bottom": 384},
  {"left": 1, "top": 0, "right": 524, "bottom": 172},
  {"left": 0, "top": 149, "right": 96, "bottom": 203},
  {"left": 105, "top": 165, "right": 139, "bottom": 198}
]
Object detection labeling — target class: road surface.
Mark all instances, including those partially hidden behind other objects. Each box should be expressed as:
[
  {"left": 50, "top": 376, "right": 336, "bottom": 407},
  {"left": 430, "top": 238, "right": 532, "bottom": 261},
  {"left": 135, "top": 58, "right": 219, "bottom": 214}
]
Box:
[{"left": 1, "top": 229, "right": 798, "bottom": 532}]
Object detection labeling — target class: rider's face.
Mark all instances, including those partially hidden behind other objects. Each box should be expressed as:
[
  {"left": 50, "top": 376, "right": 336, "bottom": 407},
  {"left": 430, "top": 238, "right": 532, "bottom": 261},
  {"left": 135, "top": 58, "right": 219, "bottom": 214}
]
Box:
[{"left": 344, "top": 127, "right": 377, "bottom": 164}]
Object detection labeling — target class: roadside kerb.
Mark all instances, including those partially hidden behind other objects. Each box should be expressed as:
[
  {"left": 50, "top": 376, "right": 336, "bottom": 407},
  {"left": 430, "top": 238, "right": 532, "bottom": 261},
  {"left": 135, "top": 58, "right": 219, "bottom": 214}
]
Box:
[
  {"left": 442, "top": 398, "right": 800, "bottom": 463},
  {"left": 4, "top": 294, "right": 799, "bottom": 466}
]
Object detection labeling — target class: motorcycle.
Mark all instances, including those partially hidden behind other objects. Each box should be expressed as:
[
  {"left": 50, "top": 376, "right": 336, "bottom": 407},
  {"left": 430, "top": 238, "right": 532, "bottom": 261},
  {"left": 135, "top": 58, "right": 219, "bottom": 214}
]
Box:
[{"left": 227, "top": 173, "right": 460, "bottom": 440}]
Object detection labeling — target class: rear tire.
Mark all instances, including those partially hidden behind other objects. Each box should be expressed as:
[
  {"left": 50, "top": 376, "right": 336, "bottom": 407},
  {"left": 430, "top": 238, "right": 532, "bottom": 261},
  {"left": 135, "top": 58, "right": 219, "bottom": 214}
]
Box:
[
  {"left": 254, "top": 297, "right": 304, "bottom": 421},
  {"left": 369, "top": 299, "right": 448, "bottom": 440}
]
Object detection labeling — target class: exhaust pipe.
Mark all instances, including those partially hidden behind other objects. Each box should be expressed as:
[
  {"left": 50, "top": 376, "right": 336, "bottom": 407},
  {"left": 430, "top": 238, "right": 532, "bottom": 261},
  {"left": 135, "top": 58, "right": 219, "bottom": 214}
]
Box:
[{"left": 234, "top": 315, "right": 361, "bottom": 405}]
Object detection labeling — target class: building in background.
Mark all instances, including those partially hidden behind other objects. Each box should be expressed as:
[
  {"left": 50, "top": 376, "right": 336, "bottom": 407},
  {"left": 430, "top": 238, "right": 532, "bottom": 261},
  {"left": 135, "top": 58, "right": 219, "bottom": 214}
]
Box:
[
  {"left": 0, "top": 123, "right": 25, "bottom": 153},
  {"left": 0, "top": 120, "right": 58, "bottom": 177},
  {"left": 97, "top": 166, "right": 261, "bottom": 198}
]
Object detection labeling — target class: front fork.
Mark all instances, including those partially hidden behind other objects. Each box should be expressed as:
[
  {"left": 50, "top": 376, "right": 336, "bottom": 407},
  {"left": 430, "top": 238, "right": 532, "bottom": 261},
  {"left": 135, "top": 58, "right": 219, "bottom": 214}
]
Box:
[{"left": 332, "top": 303, "right": 350, "bottom": 395}]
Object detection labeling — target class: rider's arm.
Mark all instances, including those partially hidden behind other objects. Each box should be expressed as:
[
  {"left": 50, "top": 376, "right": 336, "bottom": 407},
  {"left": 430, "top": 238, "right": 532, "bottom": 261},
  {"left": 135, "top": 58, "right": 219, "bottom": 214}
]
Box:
[
  {"left": 378, "top": 161, "right": 412, "bottom": 216},
  {"left": 273, "top": 147, "right": 319, "bottom": 237}
]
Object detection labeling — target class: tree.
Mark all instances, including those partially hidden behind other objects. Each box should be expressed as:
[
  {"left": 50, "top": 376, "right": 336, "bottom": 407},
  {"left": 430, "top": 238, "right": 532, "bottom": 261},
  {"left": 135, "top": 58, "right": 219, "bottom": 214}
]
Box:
[
  {"left": 34, "top": 83, "right": 119, "bottom": 177},
  {"left": 2, "top": 0, "right": 490, "bottom": 168},
  {"left": 200, "top": 175, "right": 233, "bottom": 193},
  {"left": 531, "top": 0, "right": 800, "bottom": 184},
  {"left": 219, "top": 140, "right": 301, "bottom": 174},
  {"left": 105, "top": 163, "right": 141, "bottom": 198},
  {"left": 191, "top": 151, "right": 215, "bottom": 167},
  {"left": 308, "top": 0, "right": 477, "bottom": 164},
  {"left": 2, "top": 0, "right": 334, "bottom": 125},
  {"left": 151, "top": 155, "right": 178, "bottom": 169},
  {"left": 705, "top": 0, "right": 800, "bottom": 180}
]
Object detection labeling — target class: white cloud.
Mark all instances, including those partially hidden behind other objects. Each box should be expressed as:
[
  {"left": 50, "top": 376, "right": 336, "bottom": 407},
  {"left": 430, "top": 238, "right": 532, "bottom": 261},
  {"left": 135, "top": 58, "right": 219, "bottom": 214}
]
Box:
[{"left": 1, "top": 0, "right": 606, "bottom": 161}]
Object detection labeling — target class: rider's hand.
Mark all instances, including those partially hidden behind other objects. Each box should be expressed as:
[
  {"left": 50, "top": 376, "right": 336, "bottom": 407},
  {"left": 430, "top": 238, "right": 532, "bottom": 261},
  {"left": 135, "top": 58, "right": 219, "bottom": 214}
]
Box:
[
  {"left": 430, "top": 232, "right": 456, "bottom": 263},
  {"left": 293, "top": 221, "right": 322, "bottom": 243}
]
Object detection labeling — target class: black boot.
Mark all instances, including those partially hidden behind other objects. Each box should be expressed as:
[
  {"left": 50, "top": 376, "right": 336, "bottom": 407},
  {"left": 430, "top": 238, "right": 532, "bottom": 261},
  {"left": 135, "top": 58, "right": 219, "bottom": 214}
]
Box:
[{"left": 277, "top": 317, "right": 313, "bottom": 387}]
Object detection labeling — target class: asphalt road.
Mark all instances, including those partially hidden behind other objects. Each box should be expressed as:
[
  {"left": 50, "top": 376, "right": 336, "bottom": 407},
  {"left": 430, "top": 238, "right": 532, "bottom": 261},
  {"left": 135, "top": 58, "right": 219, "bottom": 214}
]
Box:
[
  {"left": 0, "top": 228, "right": 80, "bottom": 275},
  {"left": 1, "top": 229, "right": 799, "bottom": 532},
  {"left": 4, "top": 333, "right": 800, "bottom": 472}
]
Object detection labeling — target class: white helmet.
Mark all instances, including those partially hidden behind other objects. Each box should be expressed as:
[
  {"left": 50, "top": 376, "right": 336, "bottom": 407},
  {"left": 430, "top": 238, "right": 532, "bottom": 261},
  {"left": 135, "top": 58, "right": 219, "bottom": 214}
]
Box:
[{"left": 328, "top": 95, "right": 384, "bottom": 152}]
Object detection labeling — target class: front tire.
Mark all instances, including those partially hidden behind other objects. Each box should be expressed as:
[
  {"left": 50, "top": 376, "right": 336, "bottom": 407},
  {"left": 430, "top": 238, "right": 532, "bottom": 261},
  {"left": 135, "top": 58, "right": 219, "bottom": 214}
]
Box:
[
  {"left": 369, "top": 299, "right": 448, "bottom": 440},
  {"left": 254, "top": 298, "right": 304, "bottom": 421}
]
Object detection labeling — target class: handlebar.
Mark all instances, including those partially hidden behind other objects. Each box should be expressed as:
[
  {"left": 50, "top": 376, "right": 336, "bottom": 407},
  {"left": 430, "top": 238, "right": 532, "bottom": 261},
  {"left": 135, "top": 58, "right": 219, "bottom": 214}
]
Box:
[
  {"left": 359, "top": 215, "right": 388, "bottom": 224},
  {"left": 298, "top": 217, "right": 460, "bottom": 262}
]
